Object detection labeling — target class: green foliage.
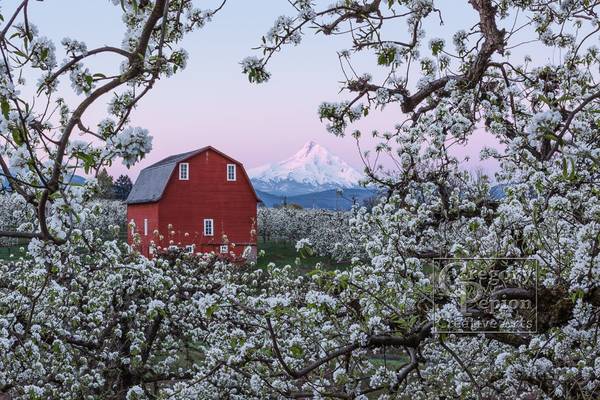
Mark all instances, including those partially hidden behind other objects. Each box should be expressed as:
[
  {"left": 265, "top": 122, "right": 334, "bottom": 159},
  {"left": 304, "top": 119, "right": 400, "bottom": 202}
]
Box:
[
  {"left": 1, "top": 98, "right": 10, "bottom": 119},
  {"left": 254, "top": 240, "right": 348, "bottom": 275},
  {"left": 430, "top": 38, "right": 445, "bottom": 56},
  {"left": 96, "top": 168, "right": 114, "bottom": 199},
  {"left": 377, "top": 46, "right": 397, "bottom": 66},
  {"left": 113, "top": 174, "right": 133, "bottom": 200}
]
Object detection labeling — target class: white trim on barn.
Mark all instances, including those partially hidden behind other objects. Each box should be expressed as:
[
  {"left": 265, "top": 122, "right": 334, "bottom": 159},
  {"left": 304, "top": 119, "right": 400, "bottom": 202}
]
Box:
[
  {"left": 179, "top": 163, "right": 189, "bottom": 180},
  {"left": 226, "top": 164, "right": 236, "bottom": 181},
  {"left": 203, "top": 219, "right": 214, "bottom": 236}
]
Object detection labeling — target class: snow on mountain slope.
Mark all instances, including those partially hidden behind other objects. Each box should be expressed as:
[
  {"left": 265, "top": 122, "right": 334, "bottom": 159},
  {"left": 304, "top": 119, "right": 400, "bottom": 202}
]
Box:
[{"left": 249, "top": 141, "right": 363, "bottom": 196}]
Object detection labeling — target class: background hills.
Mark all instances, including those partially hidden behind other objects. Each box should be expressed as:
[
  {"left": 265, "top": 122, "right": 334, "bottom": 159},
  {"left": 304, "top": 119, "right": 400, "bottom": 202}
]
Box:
[{"left": 248, "top": 141, "right": 375, "bottom": 210}]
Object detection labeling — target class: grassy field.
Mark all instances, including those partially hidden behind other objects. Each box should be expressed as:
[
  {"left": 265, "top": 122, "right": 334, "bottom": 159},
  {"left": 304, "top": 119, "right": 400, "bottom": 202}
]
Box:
[
  {"left": 0, "top": 244, "right": 28, "bottom": 260},
  {"left": 255, "top": 240, "right": 350, "bottom": 274},
  {"left": 0, "top": 239, "right": 348, "bottom": 271}
]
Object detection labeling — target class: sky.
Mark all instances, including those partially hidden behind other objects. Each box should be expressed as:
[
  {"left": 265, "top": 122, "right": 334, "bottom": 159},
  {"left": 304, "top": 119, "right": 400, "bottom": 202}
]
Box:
[{"left": 3, "top": 0, "right": 554, "bottom": 180}]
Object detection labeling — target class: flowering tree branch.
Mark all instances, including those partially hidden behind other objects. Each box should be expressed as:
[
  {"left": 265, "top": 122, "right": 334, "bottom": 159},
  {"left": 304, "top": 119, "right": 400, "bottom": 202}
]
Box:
[{"left": 0, "top": 0, "right": 226, "bottom": 244}]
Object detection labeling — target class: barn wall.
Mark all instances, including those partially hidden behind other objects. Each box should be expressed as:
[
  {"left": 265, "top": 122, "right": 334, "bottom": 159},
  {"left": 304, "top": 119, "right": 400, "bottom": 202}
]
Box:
[
  {"left": 126, "top": 202, "right": 159, "bottom": 257},
  {"left": 157, "top": 148, "right": 258, "bottom": 257}
]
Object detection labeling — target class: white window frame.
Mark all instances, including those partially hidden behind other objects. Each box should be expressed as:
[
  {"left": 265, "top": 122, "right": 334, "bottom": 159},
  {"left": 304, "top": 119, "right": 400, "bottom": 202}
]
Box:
[
  {"left": 185, "top": 244, "right": 195, "bottom": 254},
  {"left": 143, "top": 218, "right": 148, "bottom": 236},
  {"left": 220, "top": 244, "right": 228, "bottom": 254},
  {"left": 203, "top": 219, "right": 214, "bottom": 236},
  {"left": 179, "top": 162, "right": 189, "bottom": 180},
  {"left": 227, "top": 164, "right": 236, "bottom": 181}
]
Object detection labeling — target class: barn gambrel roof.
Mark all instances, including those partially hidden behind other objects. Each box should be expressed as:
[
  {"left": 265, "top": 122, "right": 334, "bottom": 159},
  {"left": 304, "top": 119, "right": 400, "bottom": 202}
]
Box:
[{"left": 126, "top": 146, "right": 259, "bottom": 204}]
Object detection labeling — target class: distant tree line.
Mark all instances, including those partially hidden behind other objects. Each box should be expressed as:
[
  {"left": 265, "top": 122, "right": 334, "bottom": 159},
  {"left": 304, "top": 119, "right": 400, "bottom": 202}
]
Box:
[
  {"left": 97, "top": 168, "right": 133, "bottom": 201},
  {"left": 265, "top": 191, "right": 380, "bottom": 211}
]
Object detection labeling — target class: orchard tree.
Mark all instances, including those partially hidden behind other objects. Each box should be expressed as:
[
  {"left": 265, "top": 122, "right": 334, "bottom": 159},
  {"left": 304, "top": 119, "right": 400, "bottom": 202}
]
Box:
[
  {"left": 0, "top": 0, "right": 225, "bottom": 243},
  {"left": 234, "top": 0, "right": 600, "bottom": 398},
  {"left": 113, "top": 174, "right": 134, "bottom": 201},
  {"left": 257, "top": 207, "right": 355, "bottom": 261},
  {"left": 97, "top": 168, "right": 115, "bottom": 199},
  {"left": 0, "top": 0, "right": 237, "bottom": 398},
  {"left": 1, "top": 0, "right": 600, "bottom": 399}
]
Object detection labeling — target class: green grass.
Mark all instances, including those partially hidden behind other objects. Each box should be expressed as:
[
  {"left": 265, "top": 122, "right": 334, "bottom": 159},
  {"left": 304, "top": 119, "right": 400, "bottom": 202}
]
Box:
[
  {"left": 0, "top": 244, "right": 29, "bottom": 261},
  {"left": 369, "top": 355, "right": 409, "bottom": 369},
  {"left": 0, "top": 239, "right": 350, "bottom": 276},
  {"left": 255, "top": 240, "right": 350, "bottom": 275}
]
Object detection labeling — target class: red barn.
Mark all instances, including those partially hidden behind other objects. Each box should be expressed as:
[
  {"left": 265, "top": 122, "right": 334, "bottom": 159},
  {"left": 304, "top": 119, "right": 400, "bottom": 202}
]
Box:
[{"left": 126, "top": 146, "right": 259, "bottom": 259}]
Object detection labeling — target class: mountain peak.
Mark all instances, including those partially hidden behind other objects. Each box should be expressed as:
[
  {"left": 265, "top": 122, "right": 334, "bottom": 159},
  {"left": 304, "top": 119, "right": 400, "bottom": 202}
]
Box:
[
  {"left": 249, "top": 141, "right": 363, "bottom": 196},
  {"left": 294, "top": 140, "right": 328, "bottom": 160},
  {"left": 303, "top": 140, "right": 318, "bottom": 150}
]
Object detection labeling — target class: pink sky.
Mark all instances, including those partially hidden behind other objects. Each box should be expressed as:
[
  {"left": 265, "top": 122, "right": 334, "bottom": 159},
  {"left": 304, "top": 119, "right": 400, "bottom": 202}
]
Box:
[{"left": 10, "top": 0, "right": 540, "bottom": 180}]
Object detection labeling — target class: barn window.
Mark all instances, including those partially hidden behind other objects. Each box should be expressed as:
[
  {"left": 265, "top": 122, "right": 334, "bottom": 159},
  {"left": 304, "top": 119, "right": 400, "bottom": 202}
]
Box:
[
  {"left": 185, "top": 245, "right": 195, "bottom": 254},
  {"left": 220, "top": 244, "right": 228, "bottom": 254},
  {"left": 203, "top": 219, "right": 214, "bottom": 236},
  {"left": 179, "top": 163, "right": 189, "bottom": 180},
  {"left": 143, "top": 219, "right": 148, "bottom": 236},
  {"left": 227, "top": 164, "right": 236, "bottom": 181}
]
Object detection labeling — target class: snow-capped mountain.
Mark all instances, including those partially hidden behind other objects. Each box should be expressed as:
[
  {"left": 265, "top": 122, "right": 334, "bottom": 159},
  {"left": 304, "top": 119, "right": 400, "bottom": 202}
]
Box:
[{"left": 249, "top": 141, "right": 363, "bottom": 196}]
